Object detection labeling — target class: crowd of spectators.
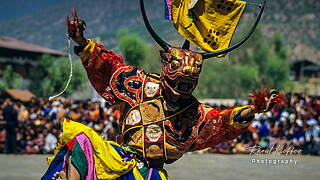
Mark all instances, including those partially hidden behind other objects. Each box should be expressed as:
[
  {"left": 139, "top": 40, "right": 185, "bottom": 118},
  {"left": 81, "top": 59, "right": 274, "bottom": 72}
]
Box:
[
  {"left": 0, "top": 93, "right": 319, "bottom": 156},
  {"left": 0, "top": 97, "right": 120, "bottom": 154},
  {"left": 210, "top": 93, "right": 320, "bottom": 156}
]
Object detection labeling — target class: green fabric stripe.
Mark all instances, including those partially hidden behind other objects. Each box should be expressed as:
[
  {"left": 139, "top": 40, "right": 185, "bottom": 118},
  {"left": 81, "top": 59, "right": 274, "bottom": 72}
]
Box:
[
  {"left": 71, "top": 141, "right": 88, "bottom": 180},
  {"left": 139, "top": 167, "right": 150, "bottom": 180}
]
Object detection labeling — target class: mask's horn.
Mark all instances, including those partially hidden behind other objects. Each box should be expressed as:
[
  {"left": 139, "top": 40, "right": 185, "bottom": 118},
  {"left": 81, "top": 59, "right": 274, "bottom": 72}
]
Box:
[
  {"left": 202, "top": 0, "right": 266, "bottom": 59},
  {"left": 182, "top": 40, "right": 190, "bottom": 50},
  {"left": 140, "top": 0, "right": 171, "bottom": 52}
]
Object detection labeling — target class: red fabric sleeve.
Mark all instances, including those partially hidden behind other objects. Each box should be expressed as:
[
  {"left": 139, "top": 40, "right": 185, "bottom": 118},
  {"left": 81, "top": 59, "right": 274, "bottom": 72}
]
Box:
[
  {"left": 189, "top": 105, "right": 252, "bottom": 151},
  {"left": 82, "top": 42, "right": 125, "bottom": 105}
]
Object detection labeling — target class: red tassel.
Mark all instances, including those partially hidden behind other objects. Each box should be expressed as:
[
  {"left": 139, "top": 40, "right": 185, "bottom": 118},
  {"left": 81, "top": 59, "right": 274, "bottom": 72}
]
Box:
[
  {"left": 249, "top": 86, "right": 286, "bottom": 112},
  {"left": 272, "top": 92, "right": 286, "bottom": 109},
  {"left": 249, "top": 86, "right": 269, "bottom": 112}
]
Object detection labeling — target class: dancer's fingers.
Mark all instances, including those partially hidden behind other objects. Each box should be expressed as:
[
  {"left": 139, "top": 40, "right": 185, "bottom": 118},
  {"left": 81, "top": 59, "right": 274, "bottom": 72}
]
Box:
[
  {"left": 59, "top": 171, "right": 67, "bottom": 179},
  {"left": 52, "top": 172, "right": 60, "bottom": 180}
]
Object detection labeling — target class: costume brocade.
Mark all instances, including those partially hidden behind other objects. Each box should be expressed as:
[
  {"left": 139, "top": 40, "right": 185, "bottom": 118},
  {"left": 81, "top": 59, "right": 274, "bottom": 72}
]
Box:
[{"left": 42, "top": 0, "right": 277, "bottom": 179}]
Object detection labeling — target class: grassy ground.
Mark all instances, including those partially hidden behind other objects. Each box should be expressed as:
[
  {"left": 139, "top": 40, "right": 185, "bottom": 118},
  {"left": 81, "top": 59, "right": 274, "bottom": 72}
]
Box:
[{"left": 0, "top": 154, "right": 319, "bottom": 180}]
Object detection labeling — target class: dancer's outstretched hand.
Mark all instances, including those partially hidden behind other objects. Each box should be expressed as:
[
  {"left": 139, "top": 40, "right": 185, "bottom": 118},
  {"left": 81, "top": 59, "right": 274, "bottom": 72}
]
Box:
[
  {"left": 263, "top": 89, "right": 282, "bottom": 112},
  {"left": 249, "top": 87, "right": 286, "bottom": 113},
  {"left": 66, "top": 8, "right": 88, "bottom": 46}
]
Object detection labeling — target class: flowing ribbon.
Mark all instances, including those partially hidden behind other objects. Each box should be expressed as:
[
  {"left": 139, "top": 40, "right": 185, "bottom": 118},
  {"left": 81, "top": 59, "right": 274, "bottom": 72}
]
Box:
[{"left": 49, "top": 36, "right": 73, "bottom": 101}]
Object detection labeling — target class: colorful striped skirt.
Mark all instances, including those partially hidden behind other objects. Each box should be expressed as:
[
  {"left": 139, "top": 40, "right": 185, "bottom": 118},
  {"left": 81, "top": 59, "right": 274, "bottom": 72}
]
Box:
[{"left": 42, "top": 119, "right": 171, "bottom": 180}]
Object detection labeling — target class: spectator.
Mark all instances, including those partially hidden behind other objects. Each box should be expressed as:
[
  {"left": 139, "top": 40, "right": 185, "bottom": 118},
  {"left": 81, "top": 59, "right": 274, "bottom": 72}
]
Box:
[
  {"left": 43, "top": 130, "right": 57, "bottom": 153},
  {"left": 304, "top": 119, "right": 320, "bottom": 155},
  {"left": 3, "top": 98, "right": 18, "bottom": 154}
]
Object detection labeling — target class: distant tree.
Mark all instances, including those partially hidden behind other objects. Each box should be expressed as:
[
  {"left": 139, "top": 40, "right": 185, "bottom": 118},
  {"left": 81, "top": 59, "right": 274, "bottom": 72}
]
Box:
[
  {"left": 265, "top": 55, "right": 291, "bottom": 90},
  {"left": 235, "top": 28, "right": 292, "bottom": 91},
  {"left": 118, "top": 30, "right": 146, "bottom": 66},
  {"left": 194, "top": 27, "right": 292, "bottom": 99},
  {"left": 143, "top": 44, "right": 163, "bottom": 74},
  {"left": 29, "top": 54, "right": 87, "bottom": 97},
  {"left": 273, "top": 33, "right": 289, "bottom": 60},
  {"left": 194, "top": 60, "right": 242, "bottom": 98},
  {"left": 235, "top": 65, "right": 259, "bottom": 96},
  {"left": 0, "top": 65, "right": 23, "bottom": 90}
]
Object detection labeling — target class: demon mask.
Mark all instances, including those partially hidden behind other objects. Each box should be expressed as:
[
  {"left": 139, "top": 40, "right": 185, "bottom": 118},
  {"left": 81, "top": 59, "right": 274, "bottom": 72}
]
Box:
[{"left": 160, "top": 47, "right": 203, "bottom": 97}]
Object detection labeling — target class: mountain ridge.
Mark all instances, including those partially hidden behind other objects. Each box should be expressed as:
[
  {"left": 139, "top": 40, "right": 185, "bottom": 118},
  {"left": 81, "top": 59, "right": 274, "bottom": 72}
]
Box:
[{"left": 0, "top": 0, "right": 319, "bottom": 63}]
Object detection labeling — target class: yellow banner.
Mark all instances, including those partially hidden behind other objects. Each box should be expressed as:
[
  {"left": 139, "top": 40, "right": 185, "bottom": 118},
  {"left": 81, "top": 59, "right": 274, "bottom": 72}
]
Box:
[{"left": 172, "top": 0, "right": 246, "bottom": 54}]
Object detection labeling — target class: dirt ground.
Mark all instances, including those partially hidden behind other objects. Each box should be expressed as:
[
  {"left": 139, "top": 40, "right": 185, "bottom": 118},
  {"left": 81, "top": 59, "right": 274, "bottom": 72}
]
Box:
[{"left": 0, "top": 154, "right": 319, "bottom": 180}]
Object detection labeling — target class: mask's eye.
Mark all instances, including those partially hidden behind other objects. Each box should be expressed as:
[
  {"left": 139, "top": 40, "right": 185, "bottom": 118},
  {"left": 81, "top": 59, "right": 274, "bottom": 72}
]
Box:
[{"left": 170, "top": 60, "right": 180, "bottom": 69}]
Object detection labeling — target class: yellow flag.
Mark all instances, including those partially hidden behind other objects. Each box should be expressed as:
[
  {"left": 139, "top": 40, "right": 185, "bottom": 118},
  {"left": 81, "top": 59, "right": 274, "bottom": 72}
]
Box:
[{"left": 172, "top": 0, "right": 246, "bottom": 53}]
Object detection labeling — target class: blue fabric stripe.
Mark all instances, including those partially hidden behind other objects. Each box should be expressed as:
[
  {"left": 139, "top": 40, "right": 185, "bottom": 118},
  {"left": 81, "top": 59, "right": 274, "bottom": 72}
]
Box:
[
  {"left": 150, "top": 168, "right": 162, "bottom": 180},
  {"left": 118, "top": 168, "right": 163, "bottom": 180},
  {"left": 41, "top": 147, "right": 68, "bottom": 180},
  {"left": 110, "top": 144, "right": 132, "bottom": 161},
  {"left": 118, "top": 170, "right": 136, "bottom": 180},
  {"left": 164, "top": 0, "right": 170, "bottom": 20}
]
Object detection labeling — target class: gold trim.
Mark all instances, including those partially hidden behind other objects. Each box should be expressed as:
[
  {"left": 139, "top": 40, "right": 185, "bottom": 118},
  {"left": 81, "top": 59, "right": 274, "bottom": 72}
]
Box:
[
  {"left": 80, "top": 39, "right": 95, "bottom": 61},
  {"left": 142, "top": 125, "right": 145, "bottom": 159},
  {"left": 230, "top": 105, "right": 253, "bottom": 129},
  {"left": 123, "top": 125, "right": 143, "bottom": 135},
  {"left": 141, "top": 75, "right": 147, "bottom": 102},
  {"left": 163, "top": 121, "right": 168, "bottom": 160}
]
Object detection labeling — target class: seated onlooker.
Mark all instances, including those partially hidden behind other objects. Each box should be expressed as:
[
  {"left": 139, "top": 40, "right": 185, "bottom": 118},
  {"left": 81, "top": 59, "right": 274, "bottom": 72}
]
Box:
[{"left": 43, "top": 132, "right": 57, "bottom": 153}]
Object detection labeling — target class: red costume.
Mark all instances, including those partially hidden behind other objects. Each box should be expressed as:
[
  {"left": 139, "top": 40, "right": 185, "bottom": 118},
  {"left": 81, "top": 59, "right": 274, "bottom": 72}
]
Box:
[
  {"left": 43, "top": 0, "right": 284, "bottom": 179},
  {"left": 80, "top": 40, "right": 254, "bottom": 167}
]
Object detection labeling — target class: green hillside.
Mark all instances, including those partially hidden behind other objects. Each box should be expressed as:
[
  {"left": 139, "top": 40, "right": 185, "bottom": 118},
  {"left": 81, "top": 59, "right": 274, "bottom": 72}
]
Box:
[{"left": 0, "top": 0, "right": 319, "bottom": 62}]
